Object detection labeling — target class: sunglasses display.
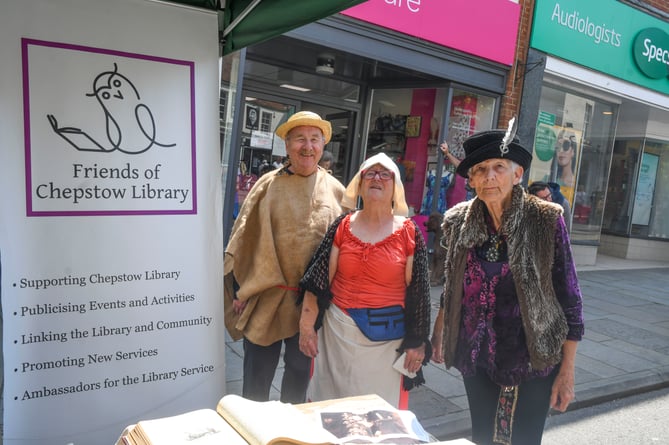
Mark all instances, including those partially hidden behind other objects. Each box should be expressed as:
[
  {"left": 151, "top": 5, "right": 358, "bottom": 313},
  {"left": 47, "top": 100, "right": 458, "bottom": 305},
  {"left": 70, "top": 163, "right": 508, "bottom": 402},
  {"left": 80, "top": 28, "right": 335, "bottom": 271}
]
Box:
[{"left": 560, "top": 139, "right": 576, "bottom": 151}]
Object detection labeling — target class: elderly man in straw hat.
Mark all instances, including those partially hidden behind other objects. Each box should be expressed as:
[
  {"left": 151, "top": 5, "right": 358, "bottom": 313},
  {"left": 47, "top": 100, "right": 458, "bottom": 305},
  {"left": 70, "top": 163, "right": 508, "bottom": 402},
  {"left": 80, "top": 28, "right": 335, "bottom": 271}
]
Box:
[{"left": 224, "top": 111, "right": 346, "bottom": 403}]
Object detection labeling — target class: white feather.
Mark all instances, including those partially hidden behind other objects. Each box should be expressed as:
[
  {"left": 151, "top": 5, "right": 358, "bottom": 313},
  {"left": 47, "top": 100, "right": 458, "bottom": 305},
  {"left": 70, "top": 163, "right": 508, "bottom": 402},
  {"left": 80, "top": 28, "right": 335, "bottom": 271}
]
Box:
[{"left": 500, "top": 116, "right": 517, "bottom": 155}]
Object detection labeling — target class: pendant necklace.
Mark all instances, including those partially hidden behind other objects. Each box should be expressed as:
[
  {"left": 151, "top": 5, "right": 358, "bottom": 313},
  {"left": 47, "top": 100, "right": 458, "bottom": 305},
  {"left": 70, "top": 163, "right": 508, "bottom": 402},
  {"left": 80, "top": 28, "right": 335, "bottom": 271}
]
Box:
[
  {"left": 480, "top": 216, "right": 507, "bottom": 262},
  {"left": 485, "top": 232, "right": 504, "bottom": 262}
]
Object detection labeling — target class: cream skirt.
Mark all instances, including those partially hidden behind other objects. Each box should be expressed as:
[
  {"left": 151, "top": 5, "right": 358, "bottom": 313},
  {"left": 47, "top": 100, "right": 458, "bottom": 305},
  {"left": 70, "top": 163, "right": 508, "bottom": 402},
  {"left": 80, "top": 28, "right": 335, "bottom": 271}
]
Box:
[{"left": 307, "top": 304, "right": 404, "bottom": 407}]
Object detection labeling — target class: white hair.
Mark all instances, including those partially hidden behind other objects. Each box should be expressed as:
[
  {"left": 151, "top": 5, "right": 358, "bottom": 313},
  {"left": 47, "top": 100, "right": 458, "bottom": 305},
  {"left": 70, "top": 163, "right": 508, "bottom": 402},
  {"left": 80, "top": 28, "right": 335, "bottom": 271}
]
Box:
[{"left": 467, "top": 159, "right": 521, "bottom": 178}]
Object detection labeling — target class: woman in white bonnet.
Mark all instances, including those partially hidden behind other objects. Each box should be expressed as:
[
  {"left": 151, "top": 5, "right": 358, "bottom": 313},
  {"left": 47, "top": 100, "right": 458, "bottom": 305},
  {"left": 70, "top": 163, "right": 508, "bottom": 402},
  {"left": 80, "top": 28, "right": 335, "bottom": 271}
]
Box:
[{"left": 298, "top": 153, "right": 432, "bottom": 409}]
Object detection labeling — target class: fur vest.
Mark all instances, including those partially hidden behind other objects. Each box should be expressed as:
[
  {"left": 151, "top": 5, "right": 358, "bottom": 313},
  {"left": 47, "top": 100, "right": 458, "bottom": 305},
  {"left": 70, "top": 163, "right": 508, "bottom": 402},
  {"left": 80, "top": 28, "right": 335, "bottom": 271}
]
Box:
[{"left": 440, "top": 185, "right": 568, "bottom": 371}]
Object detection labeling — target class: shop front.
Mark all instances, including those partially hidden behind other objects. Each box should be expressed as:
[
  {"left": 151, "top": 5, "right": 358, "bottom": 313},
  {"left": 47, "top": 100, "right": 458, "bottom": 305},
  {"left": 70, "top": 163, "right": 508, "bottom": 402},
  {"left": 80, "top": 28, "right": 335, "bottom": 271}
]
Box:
[
  {"left": 220, "top": 0, "right": 522, "bottom": 244},
  {"left": 525, "top": 0, "right": 669, "bottom": 264}
]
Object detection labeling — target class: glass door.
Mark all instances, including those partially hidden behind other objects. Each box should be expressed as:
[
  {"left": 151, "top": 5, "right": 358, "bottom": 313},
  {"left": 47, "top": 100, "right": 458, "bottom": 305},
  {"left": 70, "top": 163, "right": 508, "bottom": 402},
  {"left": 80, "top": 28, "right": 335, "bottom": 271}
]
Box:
[
  {"left": 235, "top": 94, "right": 296, "bottom": 211},
  {"left": 323, "top": 110, "right": 356, "bottom": 184}
]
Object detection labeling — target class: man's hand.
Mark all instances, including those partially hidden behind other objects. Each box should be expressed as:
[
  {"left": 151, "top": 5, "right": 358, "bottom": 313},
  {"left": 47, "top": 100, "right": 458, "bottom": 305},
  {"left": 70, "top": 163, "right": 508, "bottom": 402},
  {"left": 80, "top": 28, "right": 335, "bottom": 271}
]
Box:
[{"left": 232, "top": 299, "right": 247, "bottom": 315}]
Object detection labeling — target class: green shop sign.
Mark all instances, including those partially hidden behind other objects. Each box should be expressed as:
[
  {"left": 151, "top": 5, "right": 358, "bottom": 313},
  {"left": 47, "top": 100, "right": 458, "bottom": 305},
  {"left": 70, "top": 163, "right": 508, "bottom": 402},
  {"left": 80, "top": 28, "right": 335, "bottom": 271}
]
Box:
[
  {"left": 633, "top": 28, "right": 669, "bottom": 79},
  {"left": 534, "top": 122, "right": 557, "bottom": 162},
  {"left": 531, "top": 0, "right": 669, "bottom": 95}
]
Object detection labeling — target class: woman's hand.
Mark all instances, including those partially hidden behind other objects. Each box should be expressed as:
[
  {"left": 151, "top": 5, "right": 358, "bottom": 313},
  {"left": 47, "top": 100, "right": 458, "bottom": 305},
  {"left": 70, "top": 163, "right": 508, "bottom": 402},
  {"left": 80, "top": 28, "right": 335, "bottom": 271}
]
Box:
[
  {"left": 403, "top": 344, "right": 426, "bottom": 374},
  {"left": 299, "top": 327, "right": 319, "bottom": 358},
  {"left": 440, "top": 142, "right": 450, "bottom": 156},
  {"left": 299, "top": 291, "right": 319, "bottom": 358},
  {"left": 430, "top": 308, "right": 445, "bottom": 364},
  {"left": 551, "top": 340, "right": 578, "bottom": 412},
  {"left": 430, "top": 334, "right": 444, "bottom": 364},
  {"left": 550, "top": 367, "right": 575, "bottom": 412}
]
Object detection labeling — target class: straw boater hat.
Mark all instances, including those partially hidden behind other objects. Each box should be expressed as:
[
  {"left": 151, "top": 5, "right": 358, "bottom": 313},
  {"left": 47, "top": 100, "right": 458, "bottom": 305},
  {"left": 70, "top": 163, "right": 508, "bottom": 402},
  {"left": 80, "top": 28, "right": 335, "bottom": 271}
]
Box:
[
  {"left": 275, "top": 111, "right": 332, "bottom": 144},
  {"left": 456, "top": 129, "right": 532, "bottom": 178},
  {"left": 341, "top": 152, "right": 409, "bottom": 216}
]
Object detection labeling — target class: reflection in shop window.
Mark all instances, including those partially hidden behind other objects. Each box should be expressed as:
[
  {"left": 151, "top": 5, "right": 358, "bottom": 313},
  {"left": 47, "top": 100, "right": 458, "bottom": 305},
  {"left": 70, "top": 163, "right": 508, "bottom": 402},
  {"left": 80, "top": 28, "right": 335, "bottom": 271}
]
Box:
[
  {"left": 648, "top": 144, "right": 669, "bottom": 239},
  {"left": 530, "top": 86, "right": 616, "bottom": 244},
  {"left": 608, "top": 140, "right": 669, "bottom": 239}
]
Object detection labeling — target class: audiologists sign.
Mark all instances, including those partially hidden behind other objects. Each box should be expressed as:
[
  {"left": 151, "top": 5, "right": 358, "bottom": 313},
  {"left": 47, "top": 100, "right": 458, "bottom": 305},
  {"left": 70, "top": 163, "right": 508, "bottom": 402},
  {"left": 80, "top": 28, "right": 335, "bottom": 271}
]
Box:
[
  {"left": 0, "top": 1, "right": 223, "bottom": 445},
  {"left": 531, "top": 0, "right": 669, "bottom": 95}
]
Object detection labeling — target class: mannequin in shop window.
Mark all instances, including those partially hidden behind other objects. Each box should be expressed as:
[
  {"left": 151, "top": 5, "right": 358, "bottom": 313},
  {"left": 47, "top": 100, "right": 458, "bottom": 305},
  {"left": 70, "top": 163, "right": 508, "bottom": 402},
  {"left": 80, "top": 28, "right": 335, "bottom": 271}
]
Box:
[{"left": 420, "top": 167, "right": 453, "bottom": 215}]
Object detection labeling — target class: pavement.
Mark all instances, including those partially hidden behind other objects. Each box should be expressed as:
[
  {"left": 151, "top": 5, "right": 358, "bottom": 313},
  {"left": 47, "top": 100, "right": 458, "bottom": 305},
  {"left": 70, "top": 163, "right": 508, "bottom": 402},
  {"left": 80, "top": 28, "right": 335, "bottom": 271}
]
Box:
[{"left": 224, "top": 254, "right": 669, "bottom": 441}]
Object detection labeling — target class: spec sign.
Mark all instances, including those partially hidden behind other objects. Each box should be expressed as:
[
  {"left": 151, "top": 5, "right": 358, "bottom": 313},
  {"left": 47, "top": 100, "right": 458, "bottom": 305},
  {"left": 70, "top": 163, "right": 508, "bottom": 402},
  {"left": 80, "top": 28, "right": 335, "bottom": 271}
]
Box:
[{"left": 633, "top": 28, "right": 669, "bottom": 79}]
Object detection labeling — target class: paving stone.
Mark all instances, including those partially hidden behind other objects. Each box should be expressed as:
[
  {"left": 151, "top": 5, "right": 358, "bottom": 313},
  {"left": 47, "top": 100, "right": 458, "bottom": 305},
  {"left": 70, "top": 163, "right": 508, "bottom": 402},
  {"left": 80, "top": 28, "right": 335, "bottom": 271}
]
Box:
[
  {"left": 582, "top": 327, "right": 611, "bottom": 342},
  {"left": 585, "top": 299, "right": 669, "bottom": 324},
  {"left": 587, "top": 291, "right": 649, "bottom": 307},
  {"left": 602, "top": 315, "right": 669, "bottom": 340},
  {"left": 574, "top": 364, "right": 602, "bottom": 383},
  {"left": 603, "top": 339, "right": 669, "bottom": 365},
  {"left": 421, "top": 364, "right": 465, "bottom": 399},
  {"left": 587, "top": 320, "right": 669, "bottom": 350},
  {"left": 577, "top": 338, "right": 657, "bottom": 372},
  {"left": 574, "top": 353, "right": 626, "bottom": 379},
  {"left": 409, "top": 386, "right": 462, "bottom": 420}
]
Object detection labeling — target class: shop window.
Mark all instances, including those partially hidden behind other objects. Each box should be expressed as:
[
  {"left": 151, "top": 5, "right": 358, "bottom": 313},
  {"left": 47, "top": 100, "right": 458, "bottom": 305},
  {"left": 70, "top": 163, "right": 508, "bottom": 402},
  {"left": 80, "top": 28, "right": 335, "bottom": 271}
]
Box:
[
  {"left": 605, "top": 140, "right": 669, "bottom": 239},
  {"left": 647, "top": 142, "right": 669, "bottom": 239},
  {"left": 364, "top": 87, "right": 496, "bottom": 218},
  {"left": 602, "top": 140, "right": 641, "bottom": 235},
  {"left": 260, "top": 111, "right": 272, "bottom": 132},
  {"left": 236, "top": 97, "right": 294, "bottom": 209},
  {"left": 529, "top": 86, "right": 616, "bottom": 244}
]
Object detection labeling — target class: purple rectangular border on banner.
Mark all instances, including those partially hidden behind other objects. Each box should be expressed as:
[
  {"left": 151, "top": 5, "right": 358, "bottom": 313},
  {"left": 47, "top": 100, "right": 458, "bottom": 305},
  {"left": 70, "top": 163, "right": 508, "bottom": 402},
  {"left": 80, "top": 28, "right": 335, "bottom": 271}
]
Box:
[{"left": 21, "top": 38, "right": 197, "bottom": 217}]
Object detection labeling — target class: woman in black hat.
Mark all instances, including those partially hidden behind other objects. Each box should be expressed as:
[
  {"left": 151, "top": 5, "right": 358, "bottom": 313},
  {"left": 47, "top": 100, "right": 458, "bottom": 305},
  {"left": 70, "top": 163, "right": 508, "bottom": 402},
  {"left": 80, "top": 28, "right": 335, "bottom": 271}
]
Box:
[{"left": 430, "top": 128, "right": 584, "bottom": 444}]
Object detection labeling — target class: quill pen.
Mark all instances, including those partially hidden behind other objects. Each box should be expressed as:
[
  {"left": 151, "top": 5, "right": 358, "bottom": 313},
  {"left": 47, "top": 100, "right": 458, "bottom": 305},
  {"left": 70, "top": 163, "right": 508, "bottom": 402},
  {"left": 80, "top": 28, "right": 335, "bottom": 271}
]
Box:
[{"left": 499, "top": 116, "right": 517, "bottom": 156}]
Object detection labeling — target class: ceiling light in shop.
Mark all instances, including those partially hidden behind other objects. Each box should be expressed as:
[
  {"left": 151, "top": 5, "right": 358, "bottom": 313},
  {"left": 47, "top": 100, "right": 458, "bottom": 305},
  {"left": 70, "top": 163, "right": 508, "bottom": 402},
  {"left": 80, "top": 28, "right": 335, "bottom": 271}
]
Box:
[{"left": 280, "top": 84, "right": 311, "bottom": 92}]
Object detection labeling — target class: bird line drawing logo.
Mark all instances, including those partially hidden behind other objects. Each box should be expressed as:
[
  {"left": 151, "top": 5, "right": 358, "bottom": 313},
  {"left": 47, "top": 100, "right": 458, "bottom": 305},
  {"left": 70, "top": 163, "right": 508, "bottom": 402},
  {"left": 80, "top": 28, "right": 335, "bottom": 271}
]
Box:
[{"left": 47, "top": 63, "right": 176, "bottom": 154}]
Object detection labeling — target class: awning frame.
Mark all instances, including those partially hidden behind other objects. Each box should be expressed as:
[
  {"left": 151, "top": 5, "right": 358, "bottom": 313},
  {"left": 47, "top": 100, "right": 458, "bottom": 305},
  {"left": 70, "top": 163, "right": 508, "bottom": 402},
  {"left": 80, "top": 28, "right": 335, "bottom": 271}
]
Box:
[{"left": 222, "top": 0, "right": 260, "bottom": 38}]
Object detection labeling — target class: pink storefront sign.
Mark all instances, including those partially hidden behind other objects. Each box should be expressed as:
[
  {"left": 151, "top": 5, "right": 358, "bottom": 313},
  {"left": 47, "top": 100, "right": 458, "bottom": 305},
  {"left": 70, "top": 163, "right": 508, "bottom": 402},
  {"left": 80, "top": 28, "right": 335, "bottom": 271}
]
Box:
[{"left": 342, "top": 0, "right": 520, "bottom": 66}]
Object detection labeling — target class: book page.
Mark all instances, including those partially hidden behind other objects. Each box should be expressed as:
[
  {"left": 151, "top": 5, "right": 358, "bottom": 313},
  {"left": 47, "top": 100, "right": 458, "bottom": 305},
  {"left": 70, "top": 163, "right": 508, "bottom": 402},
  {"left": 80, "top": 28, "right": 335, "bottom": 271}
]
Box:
[
  {"left": 217, "top": 395, "right": 338, "bottom": 445},
  {"left": 429, "top": 440, "right": 476, "bottom": 445},
  {"left": 318, "top": 408, "right": 430, "bottom": 444},
  {"left": 133, "top": 408, "right": 247, "bottom": 445},
  {"left": 303, "top": 396, "right": 430, "bottom": 445}
]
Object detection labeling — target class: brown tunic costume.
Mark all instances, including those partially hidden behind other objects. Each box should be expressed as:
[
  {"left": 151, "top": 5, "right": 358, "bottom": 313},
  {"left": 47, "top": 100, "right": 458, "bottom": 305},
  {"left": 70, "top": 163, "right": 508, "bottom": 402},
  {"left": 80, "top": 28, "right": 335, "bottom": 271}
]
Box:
[{"left": 224, "top": 167, "right": 345, "bottom": 346}]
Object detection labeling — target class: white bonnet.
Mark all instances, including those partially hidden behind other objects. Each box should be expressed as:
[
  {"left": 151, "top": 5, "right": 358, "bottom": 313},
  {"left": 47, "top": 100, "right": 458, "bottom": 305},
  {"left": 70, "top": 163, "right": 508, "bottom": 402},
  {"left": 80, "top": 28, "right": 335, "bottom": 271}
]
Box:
[{"left": 341, "top": 153, "right": 409, "bottom": 216}]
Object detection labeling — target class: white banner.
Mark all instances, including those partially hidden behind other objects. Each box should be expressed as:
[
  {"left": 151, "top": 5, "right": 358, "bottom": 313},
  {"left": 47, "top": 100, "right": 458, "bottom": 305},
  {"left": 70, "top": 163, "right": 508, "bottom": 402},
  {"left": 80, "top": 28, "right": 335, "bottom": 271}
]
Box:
[{"left": 0, "top": 1, "right": 223, "bottom": 444}]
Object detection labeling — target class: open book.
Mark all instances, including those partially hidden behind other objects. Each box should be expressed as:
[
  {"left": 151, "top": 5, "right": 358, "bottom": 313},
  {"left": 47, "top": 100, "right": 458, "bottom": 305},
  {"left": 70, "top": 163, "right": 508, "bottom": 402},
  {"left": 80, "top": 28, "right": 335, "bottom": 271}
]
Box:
[{"left": 115, "top": 394, "right": 447, "bottom": 445}]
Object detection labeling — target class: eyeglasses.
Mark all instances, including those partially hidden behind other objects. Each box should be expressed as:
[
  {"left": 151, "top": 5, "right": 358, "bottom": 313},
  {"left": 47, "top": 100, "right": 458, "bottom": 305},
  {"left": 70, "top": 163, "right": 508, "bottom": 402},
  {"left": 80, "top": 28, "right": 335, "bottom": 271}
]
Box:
[
  {"left": 362, "top": 169, "right": 394, "bottom": 180},
  {"left": 287, "top": 136, "right": 324, "bottom": 146},
  {"left": 536, "top": 191, "right": 552, "bottom": 201}
]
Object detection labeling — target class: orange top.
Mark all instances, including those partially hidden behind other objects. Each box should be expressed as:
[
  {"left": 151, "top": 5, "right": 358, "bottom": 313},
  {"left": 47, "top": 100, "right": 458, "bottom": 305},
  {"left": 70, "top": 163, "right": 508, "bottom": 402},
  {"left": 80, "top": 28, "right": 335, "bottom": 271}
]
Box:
[{"left": 331, "top": 214, "right": 415, "bottom": 309}]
